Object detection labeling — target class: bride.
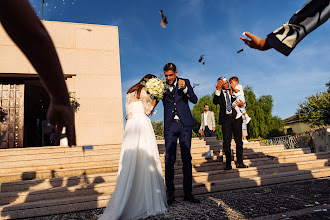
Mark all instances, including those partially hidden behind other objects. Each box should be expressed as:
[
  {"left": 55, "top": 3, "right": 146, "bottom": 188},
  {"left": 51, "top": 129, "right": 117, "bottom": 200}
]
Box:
[{"left": 99, "top": 74, "right": 167, "bottom": 220}]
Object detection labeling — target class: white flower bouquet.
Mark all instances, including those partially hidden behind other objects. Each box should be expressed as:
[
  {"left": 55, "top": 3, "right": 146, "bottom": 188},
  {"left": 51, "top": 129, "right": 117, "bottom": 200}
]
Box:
[{"left": 141, "top": 77, "right": 168, "bottom": 100}]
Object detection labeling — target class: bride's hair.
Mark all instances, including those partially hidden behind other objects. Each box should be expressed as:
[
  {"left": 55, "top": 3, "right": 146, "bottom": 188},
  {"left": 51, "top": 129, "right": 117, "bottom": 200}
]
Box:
[{"left": 127, "top": 74, "right": 156, "bottom": 99}]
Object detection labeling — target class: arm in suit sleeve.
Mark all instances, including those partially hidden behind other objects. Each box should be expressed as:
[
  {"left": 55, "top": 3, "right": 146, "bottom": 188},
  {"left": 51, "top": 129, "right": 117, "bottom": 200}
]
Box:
[
  {"left": 213, "top": 90, "right": 221, "bottom": 105},
  {"left": 266, "top": 0, "right": 330, "bottom": 56},
  {"left": 211, "top": 112, "right": 216, "bottom": 128},
  {"left": 184, "top": 79, "right": 198, "bottom": 104},
  {"left": 199, "top": 113, "right": 203, "bottom": 131}
]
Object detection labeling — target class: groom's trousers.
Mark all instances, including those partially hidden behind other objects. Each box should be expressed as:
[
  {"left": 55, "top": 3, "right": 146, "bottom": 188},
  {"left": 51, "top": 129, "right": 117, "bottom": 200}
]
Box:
[{"left": 164, "top": 121, "right": 192, "bottom": 195}]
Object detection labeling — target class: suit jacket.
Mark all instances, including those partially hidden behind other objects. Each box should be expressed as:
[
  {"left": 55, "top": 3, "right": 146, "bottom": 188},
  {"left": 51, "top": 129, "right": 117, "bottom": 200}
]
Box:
[
  {"left": 267, "top": 0, "right": 330, "bottom": 56},
  {"left": 162, "top": 78, "right": 198, "bottom": 129},
  {"left": 213, "top": 89, "right": 239, "bottom": 125},
  {"left": 200, "top": 111, "right": 215, "bottom": 131}
]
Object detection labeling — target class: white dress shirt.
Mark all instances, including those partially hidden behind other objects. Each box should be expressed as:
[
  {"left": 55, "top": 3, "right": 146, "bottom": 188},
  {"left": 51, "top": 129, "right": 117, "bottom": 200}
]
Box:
[
  {"left": 169, "top": 78, "right": 188, "bottom": 120},
  {"left": 215, "top": 89, "right": 232, "bottom": 114},
  {"left": 204, "top": 111, "right": 209, "bottom": 126}
]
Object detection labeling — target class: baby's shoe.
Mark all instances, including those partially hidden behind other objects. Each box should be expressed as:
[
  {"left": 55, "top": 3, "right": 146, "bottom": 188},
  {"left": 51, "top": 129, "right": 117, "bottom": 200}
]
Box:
[{"left": 235, "top": 111, "right": 242, "bottom": 119}]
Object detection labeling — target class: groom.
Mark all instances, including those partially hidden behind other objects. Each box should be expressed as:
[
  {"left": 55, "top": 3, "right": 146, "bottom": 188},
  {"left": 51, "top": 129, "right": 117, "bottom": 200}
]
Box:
[{"left": 162, "top": 63, "right": 200, "bottom": 205}]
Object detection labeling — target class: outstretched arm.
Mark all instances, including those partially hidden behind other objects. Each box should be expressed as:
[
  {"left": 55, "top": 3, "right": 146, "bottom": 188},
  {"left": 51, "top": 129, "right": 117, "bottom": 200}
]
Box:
[
  {"left": 0, "top": 0, "right": 76, "bottom": 146},
  {"left": 241, "top": 0, "right": 330, "bottom": 56}
]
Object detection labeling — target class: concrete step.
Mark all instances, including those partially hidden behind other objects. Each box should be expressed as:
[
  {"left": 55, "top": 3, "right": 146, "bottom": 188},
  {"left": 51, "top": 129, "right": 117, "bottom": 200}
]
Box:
[
  {"left": 0, "top": 148, "right": 311, "bottom": 178},
  {"left": 165, "top": 147, "right": 310, "bottom": 160},
  {"left": 0, "top": 141, "right": 279, "bottom": 162},
  {"left": 1, "top": 166, "right": 330, "bottom": 219},
  {"left": 1, "top": 158, "right": 328, "bottom": 206},
  {"left": 0, "top": 192, "right": 111, "bottom": 219},
  {"left": 175, "top": 166, "right": 330, "bottom": 196},
  {"left": 0, "top": 142, "right": 207, "bottom": 158},
  {"left": 3, "top": 156, "right": 326, "bottom": 194},
  {"left": 173, "top": 158, "right": 330, "bottom": 185},
  {"left": 0, "top": 163, "right": 119, "bottom": 183},
  {"left": 0, "top": 173, "right": 117, "bottom": 193},
  {"left": 1, "top": 151, "right": 329, "bottom": 184},
  {"left": 0, "top": 144, "right": 287, "bottom": 170},
  {"left": 158, "top": 145, "right": 286, "bottom": 155},
  {"left": 0, "top": 145, "right": 121, "bottom": 157},
  {"left": 0, "top": 181, "right": 115, "bottom": 206}
]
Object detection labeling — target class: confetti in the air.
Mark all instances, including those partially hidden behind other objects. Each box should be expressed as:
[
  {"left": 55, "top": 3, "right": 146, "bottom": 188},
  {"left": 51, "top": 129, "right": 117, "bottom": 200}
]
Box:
[
  {"left": 198, "top": 54, "right": 205, "bottom": 63},
  {"left": 237, "top": 49, "right": 244, "bottom": 53},
  {"left": 160, "top": 10, "right": 168, "bottom": 28}
]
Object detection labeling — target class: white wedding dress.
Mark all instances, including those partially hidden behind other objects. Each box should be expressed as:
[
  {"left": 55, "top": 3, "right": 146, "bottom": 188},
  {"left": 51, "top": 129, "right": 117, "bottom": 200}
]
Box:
[{"left": 99, "top": 90, "right": 167, "bottom": 220}]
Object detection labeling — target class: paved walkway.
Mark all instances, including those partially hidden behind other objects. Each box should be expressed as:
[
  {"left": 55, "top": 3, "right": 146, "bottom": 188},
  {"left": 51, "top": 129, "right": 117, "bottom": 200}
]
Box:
[{"left": 26, "top": 178, "right": 329, "bottom": 220}]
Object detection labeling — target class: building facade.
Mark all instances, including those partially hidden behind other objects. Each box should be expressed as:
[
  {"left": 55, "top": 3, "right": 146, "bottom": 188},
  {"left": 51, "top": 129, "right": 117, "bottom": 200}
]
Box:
[
  {"left": 0, "top": 21, "right": 124, "bottom": 148},
  {"left": 284, "top": 115, "right": 310, "bottom": 135}
]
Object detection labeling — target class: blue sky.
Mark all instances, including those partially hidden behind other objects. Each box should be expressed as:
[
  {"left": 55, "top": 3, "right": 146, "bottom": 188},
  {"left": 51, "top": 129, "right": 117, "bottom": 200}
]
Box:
[{"left": 29, "top": 0, "right": 330, "bottom": 122}]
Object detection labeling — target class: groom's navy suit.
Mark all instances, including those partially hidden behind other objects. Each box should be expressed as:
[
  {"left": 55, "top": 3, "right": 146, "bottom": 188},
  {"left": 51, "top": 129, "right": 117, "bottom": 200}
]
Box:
[{"left": 162, "top": 78, "right": 198, "bottom": 195}]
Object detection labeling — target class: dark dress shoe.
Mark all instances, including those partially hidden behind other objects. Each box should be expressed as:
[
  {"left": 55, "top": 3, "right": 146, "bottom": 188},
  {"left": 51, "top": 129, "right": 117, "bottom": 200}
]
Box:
[
  {"left": 224, "top": 165, "right": 232, "bottom": 170},
  {"left": 167, "top": 193, "right": 175, "bottom": 205},
  {"left": 184, "top": 193, "right": 200, "bottom": 203},
  {"left": 236, "top": 163, "right": 248, "bottom": 168}
]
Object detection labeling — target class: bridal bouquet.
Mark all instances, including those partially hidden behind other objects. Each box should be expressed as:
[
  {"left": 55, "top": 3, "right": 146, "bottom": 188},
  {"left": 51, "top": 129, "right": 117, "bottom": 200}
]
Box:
[{"left": 142, "top": 77, "right": 167, "bottom": 100}]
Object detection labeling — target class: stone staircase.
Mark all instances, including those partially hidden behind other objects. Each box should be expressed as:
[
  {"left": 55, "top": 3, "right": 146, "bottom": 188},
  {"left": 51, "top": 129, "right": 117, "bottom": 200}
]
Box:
[{"left": 0, "top": 137, "right": 329, "bottom": 219}]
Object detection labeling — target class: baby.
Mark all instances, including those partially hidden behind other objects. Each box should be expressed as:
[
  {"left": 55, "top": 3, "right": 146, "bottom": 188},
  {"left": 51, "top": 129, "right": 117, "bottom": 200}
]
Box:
[{"left": 229, "top": 76, "right": 251, "bottom": 124}]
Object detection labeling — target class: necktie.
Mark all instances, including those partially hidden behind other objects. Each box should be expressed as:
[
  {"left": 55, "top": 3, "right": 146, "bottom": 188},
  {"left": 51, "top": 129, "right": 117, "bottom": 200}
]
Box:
[{"left": 225, "top": 90, "right": 232, "bottom": 112}]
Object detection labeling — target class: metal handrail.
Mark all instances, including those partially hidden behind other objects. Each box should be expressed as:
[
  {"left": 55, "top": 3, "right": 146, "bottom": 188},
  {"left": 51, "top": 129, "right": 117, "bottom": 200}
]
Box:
[{"left": 259, "top": 132, "right": 313, "bottom": 149}]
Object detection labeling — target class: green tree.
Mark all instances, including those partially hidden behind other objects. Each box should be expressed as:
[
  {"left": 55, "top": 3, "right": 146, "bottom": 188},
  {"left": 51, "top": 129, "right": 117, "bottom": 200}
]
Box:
[
  {"left": 256, "top": 95, "right": 273, "bottom": 138},
  {"left": 297, "top": 88, "right": 330, "bottom": 127},
  {"left": 191, "top": 95, "right": 223, "bottom": 140},
  {"left": 244, "top": 86, "right": 258, "bottom": 138},
  {"left": 244, "top": 86, "right": 285, "bottom": 138},
  {"left": 268, "top": 116, "right": 286, "bottom": 137},
  {"left": 151, "top": 120, "right": 164, "bottom": 137}
]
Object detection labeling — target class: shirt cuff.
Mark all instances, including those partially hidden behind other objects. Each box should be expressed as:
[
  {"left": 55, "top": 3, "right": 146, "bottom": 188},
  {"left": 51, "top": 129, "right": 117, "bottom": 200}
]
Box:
[
  {"left": 266, "top": 32, "right": 293, "bottom": 56},
  {"left": 183, "top": 86, "right": 188, "bottom": 94},
  {"left": 215, "top": 90, "right": 221, "bottom": 96}
]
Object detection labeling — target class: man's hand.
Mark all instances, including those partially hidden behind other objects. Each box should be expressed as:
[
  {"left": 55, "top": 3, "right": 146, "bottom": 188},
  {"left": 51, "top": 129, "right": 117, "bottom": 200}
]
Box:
[
  {"left": 213, "top": 127, "right": 216, "bottom": 132},
  {"left": 47, "top": 101, "right": 76, "bottom": 147},
  {"left": 236, "top": 100, "right": 245, "bottom": 107},
  {"left": 240, "top": 32, "right": 272, "bottom": 51},
  {"left": 215, "top": 80, "right": 223, "bottom": 91},
  {"left": 178, "top": 79, "right": 186, "bottom": 89}
]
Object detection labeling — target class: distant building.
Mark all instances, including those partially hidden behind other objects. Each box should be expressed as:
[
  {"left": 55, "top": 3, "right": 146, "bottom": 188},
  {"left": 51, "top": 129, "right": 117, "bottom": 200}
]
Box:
[
  {"left": 0, "top": 21, "right": 124, "bottom": 148},
  {"left": 283, "top": 115, "right": 310, "bottom": 135}
]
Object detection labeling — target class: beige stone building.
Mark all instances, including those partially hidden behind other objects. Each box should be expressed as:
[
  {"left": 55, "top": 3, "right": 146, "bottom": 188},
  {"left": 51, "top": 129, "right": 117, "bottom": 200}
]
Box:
[
  {"left": 0, "top": 21, "right": 124, "bottom": 148},
  {"left": 284, "top": 114, "right": 311, "bottom": 135}
]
